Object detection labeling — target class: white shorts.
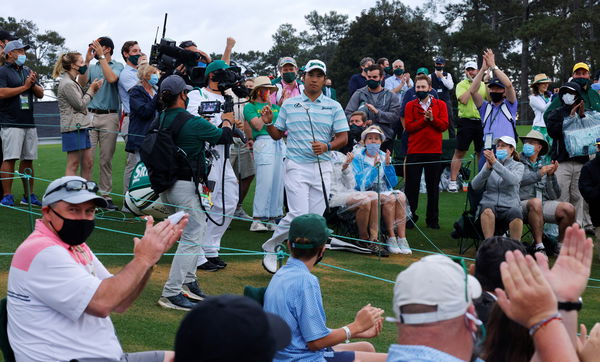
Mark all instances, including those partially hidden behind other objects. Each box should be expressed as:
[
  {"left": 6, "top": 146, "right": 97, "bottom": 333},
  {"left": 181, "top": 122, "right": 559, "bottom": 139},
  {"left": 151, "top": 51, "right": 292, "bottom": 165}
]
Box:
[
  {"left": 1, "top": 127, "right": 38, "bottom": 161},
  {"left": 520, "top": 199, "right": 561, "bottom": 223}
]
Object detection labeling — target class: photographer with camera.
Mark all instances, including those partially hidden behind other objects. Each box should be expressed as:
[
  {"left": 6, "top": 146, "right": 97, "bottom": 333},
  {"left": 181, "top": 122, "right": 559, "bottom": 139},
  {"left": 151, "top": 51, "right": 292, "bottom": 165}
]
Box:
[
  {"left": 186, "top": 60, "right": 246, "bottom": 272},
  {"left": 157, "top": 75, "right": 234, "bottom": 311}
]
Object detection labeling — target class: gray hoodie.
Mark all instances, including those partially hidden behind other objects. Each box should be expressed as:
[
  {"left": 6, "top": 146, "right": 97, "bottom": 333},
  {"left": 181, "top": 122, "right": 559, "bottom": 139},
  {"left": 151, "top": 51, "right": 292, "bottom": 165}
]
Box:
[
  {"left": 519, "top": 155, "right": 560, "bottom": 202},
  {"left": 472, "top": 157, "right": 524, "bottom": 209},
  {"left": 344, "top": 86, "right": 401, "bottom": 141}
]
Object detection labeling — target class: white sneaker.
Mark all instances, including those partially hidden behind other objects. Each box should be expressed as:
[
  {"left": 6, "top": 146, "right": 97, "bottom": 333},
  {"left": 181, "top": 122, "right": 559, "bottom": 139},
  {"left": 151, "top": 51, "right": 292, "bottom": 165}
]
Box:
[
  {"left": 448, "top": 181, "right": 459, "bottom": 193},
  {"left": 262, "top": 251, "right": 278, "bottom": 274},
  {"left": 266, "top": 219, "right": 278, "bottom": 231},
  {"left": 386, "top": 237, "right": 402, "bottom": 254},
  {"left": 397, "top": 238, "right": 412, "bottom": 254},
  {"left": 234, "top": 206, "right": 251, "bottom": 220},
  {"left": 250, "top": 220, "right": 269, "bottom": 232}
]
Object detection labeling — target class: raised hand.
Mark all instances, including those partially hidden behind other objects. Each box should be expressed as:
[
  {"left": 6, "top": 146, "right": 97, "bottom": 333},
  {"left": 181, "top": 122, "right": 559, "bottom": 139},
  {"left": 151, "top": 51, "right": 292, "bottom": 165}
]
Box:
[
  {"left": 535, "top": 224, "right": 593, "bottom": 302},
  {"left": 133, "top": 215, "right": 188, "bottom": 267},
  {"left": 260, "top": 105, "right": 273, "bottom": 124},
  {"left": 577, "top": 323, "right": 600, "bottom": 362},
  {"left": 385, "top": 150, "right": 391, "bottom": 165}
]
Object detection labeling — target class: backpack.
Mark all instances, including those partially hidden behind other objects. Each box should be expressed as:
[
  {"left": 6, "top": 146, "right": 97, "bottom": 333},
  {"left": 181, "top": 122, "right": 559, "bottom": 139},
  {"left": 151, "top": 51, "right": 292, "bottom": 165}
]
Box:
[{"left": 140, "top": 111, "right": 195, "bottom": 193}]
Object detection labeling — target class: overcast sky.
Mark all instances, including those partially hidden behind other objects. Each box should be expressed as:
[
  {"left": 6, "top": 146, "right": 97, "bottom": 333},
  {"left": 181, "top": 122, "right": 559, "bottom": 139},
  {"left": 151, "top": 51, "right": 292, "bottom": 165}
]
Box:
[{"left": 4, "top": 0, "right": 423, "bottom": 59}]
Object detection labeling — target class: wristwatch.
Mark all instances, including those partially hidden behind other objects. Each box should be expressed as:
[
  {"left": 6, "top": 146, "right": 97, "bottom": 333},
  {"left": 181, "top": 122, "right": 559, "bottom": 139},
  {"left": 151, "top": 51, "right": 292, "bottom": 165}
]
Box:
[
  {"left": 558, "top": 297, "right": 583, "bottom": 311},
  {"left": 98, "top": 55, "right": 106, "bottom": 60},
  {"left": 489, "top": 66, "right": 498, "bottom": 71}
]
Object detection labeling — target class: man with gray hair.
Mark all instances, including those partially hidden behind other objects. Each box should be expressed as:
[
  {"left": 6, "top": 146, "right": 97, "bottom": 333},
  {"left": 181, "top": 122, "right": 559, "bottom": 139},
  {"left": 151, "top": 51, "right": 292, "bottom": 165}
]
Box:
[
  {"left": 387, "top": 254, "right": 483, "bottom": 361},
  {"left": 384, "top": 59, "right": 413, "bottom": 105},
  {"left": 348, "top": 57, "right": 374, "bottom": 96},
  {"left": 7, "top": 175, "right": 187, "bottom": 361}
]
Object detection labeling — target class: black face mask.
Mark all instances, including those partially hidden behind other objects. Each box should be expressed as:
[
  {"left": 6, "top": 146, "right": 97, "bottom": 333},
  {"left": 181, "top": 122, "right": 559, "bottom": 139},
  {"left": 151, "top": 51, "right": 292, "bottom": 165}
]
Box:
[
  {"left": 49, "top": 208, "right": 95, "bottom": 246},
  {"left": 435, "top": 66, "right": 444, "bottom": 71},
  {"left": 490, "top": 92, "right": 505, "bottom": 103},
  {"left": 314, "top": 249, "right": 325, "bottom": 266},
  {"left": 349, "top": 124, "right": 365, "bottom": 141}
]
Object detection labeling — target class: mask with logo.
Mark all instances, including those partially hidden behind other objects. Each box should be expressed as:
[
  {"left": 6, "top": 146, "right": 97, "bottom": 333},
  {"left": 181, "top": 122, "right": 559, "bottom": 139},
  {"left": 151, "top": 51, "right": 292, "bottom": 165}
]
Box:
[
  {"left": 149, "top": 73, "right": 159, "bottom": 86},
  {"left": 16, "top": 54, "right": 26, "bottom": 66},
  {"left": 490, "top": 92, "right": 504, "bottom": 103},
  {"left": 128, "top": 54, "right": 141, "bottom": 66},
  {"left": 49, "top": 208, "right": 95, "bottom": 246},
  {"left": 562, "top": 93, "right": 576, "bottom": 105},
  {"left": 282, "top": 72, "right": 296, "bottom": 83},
  {"left": 366, "top": 79, "right": 380, "bottom": 89},
  {"left": 366, "top": 142, "right": 381, "bottom": 156},
  {"left": 522, "top": 143, "right": 536, "bottom": 157},
  {"left": 393, "top": 68, "right": 404, "bottom": 76},
  {"left": 77, "top": 65, "right": 88, "bottom": 75},
  {"left": 496, "top": 149, "right": 509, "bottom": 161},
  {"left": 416, "top": 91, "right": 429, "bottom": 100}
]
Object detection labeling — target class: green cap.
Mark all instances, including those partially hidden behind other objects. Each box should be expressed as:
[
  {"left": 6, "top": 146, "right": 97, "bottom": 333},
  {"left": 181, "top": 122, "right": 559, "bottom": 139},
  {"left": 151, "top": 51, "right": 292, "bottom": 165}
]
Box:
[
  {"left": 416, "top": 67, "right": 429, "bottom": 75},
  {"left": 205, "top": 60, "right": 230, "bottom": 76},
  {"left": 288, "top": 214, "right": 332, "bottom": 249}
]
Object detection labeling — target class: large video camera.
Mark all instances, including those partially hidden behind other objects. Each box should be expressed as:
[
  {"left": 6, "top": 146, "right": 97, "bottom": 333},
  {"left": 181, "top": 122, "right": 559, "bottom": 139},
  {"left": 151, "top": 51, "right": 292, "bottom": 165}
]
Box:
[{"left": 210, "top": 63, "right": 250, "bottom": 99}]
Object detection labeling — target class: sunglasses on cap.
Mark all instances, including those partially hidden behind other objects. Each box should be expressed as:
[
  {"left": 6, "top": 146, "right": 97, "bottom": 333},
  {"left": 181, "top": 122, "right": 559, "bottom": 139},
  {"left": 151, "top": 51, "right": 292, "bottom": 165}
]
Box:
[
  {"left": 46, "top": 180, "right": 99, "bottom": 197},
  {"left": 179, "top": 41, "right": 196, "bottom": 48}
]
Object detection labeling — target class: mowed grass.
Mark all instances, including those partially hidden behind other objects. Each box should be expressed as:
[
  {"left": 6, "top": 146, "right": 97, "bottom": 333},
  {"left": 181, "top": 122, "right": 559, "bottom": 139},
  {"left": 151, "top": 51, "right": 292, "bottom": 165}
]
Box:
[{"left": 1, "top": 126, "right": 599, "bottom": 354}]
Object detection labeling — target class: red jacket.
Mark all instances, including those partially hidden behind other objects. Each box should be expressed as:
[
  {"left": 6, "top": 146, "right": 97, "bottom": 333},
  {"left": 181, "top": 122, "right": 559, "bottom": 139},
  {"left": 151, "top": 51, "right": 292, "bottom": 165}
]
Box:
[{"left": 404, "top": 97, "right": 449, "bottom": 154}]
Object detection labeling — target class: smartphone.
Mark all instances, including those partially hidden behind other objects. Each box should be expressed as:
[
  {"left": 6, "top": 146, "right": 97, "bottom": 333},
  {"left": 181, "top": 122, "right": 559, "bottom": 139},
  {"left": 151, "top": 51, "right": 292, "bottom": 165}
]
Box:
[
  {"left": 167, "top": 211, "right": 187, "bottom": 225},
  {"left": 484, "top": 133, "right": 493, "bottom": 150}
]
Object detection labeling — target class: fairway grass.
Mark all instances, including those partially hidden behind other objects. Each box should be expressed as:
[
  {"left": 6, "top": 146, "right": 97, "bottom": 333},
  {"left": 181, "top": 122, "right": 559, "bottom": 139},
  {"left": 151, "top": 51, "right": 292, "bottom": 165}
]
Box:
[{"left": 1, "top": 132, "right": 599, "bottom": 354}]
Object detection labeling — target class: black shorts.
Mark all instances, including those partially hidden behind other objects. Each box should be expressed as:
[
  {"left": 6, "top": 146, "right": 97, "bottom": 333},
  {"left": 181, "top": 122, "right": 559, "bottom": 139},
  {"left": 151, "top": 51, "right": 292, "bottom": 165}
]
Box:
[
  {"left": 479, "top": 203, "right": 523, "bottom": 224},
  {"left": 456, "top": 118, "right": 483, "bottom": 153}
]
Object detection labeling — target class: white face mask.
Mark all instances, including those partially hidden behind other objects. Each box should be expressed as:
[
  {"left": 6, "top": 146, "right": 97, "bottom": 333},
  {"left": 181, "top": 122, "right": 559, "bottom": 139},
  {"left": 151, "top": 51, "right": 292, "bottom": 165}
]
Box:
[{"left": 562, "top": 93, "right": 576, "bottom": 105}]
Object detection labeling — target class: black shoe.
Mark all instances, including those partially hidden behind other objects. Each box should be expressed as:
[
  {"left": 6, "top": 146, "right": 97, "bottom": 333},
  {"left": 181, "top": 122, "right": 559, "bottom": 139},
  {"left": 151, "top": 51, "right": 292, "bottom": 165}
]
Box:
[
  {"left": 197, "top": 261, "right": 220, "bottom": 272},
  {"left": 182, "top": 281, "right": 207, "bottom": 301},
  {"left": 427, "top": 222, "right": 440, "bottom": 230},
  {"left": 158, "top": 293, "right": 198, "bottom": 311},
  {"left": 361, "top": 241, "right": 390, "bottom": 257},
  {"left": 104, "top": 199, "right": 118, "bottom": 210},
  {"left": 207, "top": 257, "right": 226, "bottom": 269}
]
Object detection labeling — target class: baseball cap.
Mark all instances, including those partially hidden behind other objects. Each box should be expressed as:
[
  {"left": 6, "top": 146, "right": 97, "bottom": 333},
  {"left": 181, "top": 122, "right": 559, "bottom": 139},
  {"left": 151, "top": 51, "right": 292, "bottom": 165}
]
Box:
[
  {"left": 361, "top": 125, "right": 386, "bottom": 142},
  {"left": 596, "top": 137, "right": 600, "bottom": 145},
  {"left": 278, "top": 56, "right": 298, "bottom": 68},
  {"left": 159, "top": 75, "right": 192, "bottom": 94},
  {"left": 0, "top": 30, "right": 16, "bottom": 42},
  {"left": 416, "top": 67, "right": 429, "bottom": 75},
  {"left": 434, "top": 57, "right": 446, "bottom": 64},
  {"left": 42, "top": 176, "right": 108, "bottom": 208},
  {"left": 304, "top": 59, "right": 327, "bottom": 75},
  {"left": 4, "top": 39, "right": 30, "bottom": 54},
  {"left": 205, "top": 60, "right": 230, "bottom": 76},
  {"left": 572, "top": 62, "right": 590, "bottom": 73},
  {"left": 393, "top": 255, "right": 482, "bottom": 324},
  {"left": 288, "top": 213, "right": 332, "bottom": 249},
  {"left": 174, "top": 295, "right": 291, "bottom": 362},
  {"left": 494, "top": 135, "right": 517, "bottom": 148},
  {"left": 487, "top": 78, "right": 506, "bottom": 89},
  {"left": 464, "top": 61, "right": 477, "bottom": 70}
]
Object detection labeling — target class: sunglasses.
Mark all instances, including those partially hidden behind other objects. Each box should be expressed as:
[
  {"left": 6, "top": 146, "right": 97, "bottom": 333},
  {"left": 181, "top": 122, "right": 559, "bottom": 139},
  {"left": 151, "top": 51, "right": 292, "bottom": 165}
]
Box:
[{"left": 46, "top": 180, "right": 99, "bottom": 197}]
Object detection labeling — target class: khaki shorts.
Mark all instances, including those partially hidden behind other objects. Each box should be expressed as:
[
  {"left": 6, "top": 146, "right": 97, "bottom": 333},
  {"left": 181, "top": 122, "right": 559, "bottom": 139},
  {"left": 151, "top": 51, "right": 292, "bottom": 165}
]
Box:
[
  {"left": 229, "top": 143, "right": 255, "bottom": 179},
  {"left": 1, "top": 127, "right": 38, "bottom": 161},
  {"left": 520, "top": 199, "right": 560, "bottom": 223}
]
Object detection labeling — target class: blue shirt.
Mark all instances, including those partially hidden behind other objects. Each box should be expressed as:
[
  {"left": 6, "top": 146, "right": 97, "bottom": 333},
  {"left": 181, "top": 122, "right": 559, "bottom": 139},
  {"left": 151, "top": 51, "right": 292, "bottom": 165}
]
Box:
[
  {"left": 87, "top": 60, "right": 124, "bottom": 111},
  {"left": 275, "top": 92, "right": 349, "bottom": 163},
  {"left": 387, "top": 344, "right": 468, "bottom": 362},
  {"left": 384, "top": 76, "right": 413, "bottom": 105},
  {"left": 117, "top": 64, "right": 138, "bottom": 113},
  {"left": 264, "top": 257, "right": 330, "bottom": 362},
  {"left": 478, "top": 99, "right": 518, "bottom": 140}
]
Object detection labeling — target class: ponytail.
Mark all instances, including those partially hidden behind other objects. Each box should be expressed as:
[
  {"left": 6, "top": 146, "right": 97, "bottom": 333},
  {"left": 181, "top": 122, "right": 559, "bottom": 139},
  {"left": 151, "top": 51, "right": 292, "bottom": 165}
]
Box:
[{"left": 52, "top": 52, "right": 81, "bottom": 79}]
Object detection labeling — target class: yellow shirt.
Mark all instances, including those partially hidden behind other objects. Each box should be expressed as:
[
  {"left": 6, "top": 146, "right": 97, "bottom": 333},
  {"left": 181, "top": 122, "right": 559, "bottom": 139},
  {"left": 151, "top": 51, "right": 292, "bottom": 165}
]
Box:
[{"left": 456, "top": 79, "right": 487, "bottom": 119}]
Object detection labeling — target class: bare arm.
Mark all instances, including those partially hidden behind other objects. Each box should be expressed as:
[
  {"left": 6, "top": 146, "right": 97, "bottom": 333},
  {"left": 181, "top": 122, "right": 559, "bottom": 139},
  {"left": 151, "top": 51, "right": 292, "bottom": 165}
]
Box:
[
  {"left": 113, "top": 267, "right": 153, "bottom": 313},
  {"left": 0, "top": 85, "right": 29, "bottom": 99},
  {"left": 221, "top": 37, "right": 235, "bottom": 65},
  {"left": 485, "top": 49, "right": 516, "bottom": 103},
  {"left": 85, "top": 216, "right": 187, "bottom": 317},
  {"left": 469, "top": 67, "right": 487, "bottom": 108}
]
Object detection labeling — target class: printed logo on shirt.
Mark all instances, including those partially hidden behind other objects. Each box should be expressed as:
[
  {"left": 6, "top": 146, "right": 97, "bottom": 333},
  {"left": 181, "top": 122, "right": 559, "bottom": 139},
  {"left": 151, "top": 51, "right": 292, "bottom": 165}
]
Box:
[{"left": 8, "top": 290, "right": 30, "bottom": 302}]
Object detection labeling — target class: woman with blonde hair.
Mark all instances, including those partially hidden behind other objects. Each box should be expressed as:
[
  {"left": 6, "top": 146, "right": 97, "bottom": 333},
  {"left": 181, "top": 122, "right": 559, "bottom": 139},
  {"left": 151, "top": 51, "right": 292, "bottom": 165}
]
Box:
[
  {"left": 53, "top": 52, "right": 102, "bottom": 179},
  {"left": 244, "top": 76, "right": 286, "bottom": 232}
]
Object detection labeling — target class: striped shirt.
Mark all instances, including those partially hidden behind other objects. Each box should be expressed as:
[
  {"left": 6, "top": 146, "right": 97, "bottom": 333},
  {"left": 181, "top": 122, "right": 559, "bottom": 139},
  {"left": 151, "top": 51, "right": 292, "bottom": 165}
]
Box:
[{"left": 275, "top": 92, "right": 349, "bottom": 163}]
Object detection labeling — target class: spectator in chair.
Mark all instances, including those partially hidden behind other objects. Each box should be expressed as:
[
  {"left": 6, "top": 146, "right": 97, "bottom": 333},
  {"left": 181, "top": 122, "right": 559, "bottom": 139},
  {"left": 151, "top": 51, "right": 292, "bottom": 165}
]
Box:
[
  {"left": 352, "top": 126, "right": 410, "bottom": 255},
  {"left": 472, "top": 136, "right": 525, "bottom": 240},
  {"left": 519, "top": 129, "right": 576, "bottom": 254}
]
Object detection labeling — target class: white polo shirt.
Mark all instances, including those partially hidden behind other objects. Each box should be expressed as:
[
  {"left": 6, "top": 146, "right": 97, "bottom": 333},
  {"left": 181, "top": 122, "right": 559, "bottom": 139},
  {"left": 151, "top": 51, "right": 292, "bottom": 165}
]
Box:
[{"left": 7, "top": 219, "right": 122, "bottom": 362}]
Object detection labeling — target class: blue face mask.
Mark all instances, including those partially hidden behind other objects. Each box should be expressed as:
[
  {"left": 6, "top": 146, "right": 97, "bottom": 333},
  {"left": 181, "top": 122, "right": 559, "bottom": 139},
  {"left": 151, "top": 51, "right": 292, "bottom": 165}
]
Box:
[
  {"left": 366, "top": 143, "right": 380, "bottom": 156},
  {"left": 522, "top": 143, "right": 536, "bottom": 157},
  {"left": 149, "top": 74, "right": 159, "bottom": 86},
  {"left": 496, "top": 149, "right": 508, "bottom": 161},
  {"left": 16, "top": 54, "right": 26, "bottom": 66}
]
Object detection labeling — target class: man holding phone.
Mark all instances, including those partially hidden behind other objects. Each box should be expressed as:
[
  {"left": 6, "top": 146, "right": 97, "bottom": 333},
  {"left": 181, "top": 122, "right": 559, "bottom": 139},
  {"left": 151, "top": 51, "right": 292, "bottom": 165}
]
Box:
[{"left": 79, "top": 37, "right": 124, "bottom": 210}]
